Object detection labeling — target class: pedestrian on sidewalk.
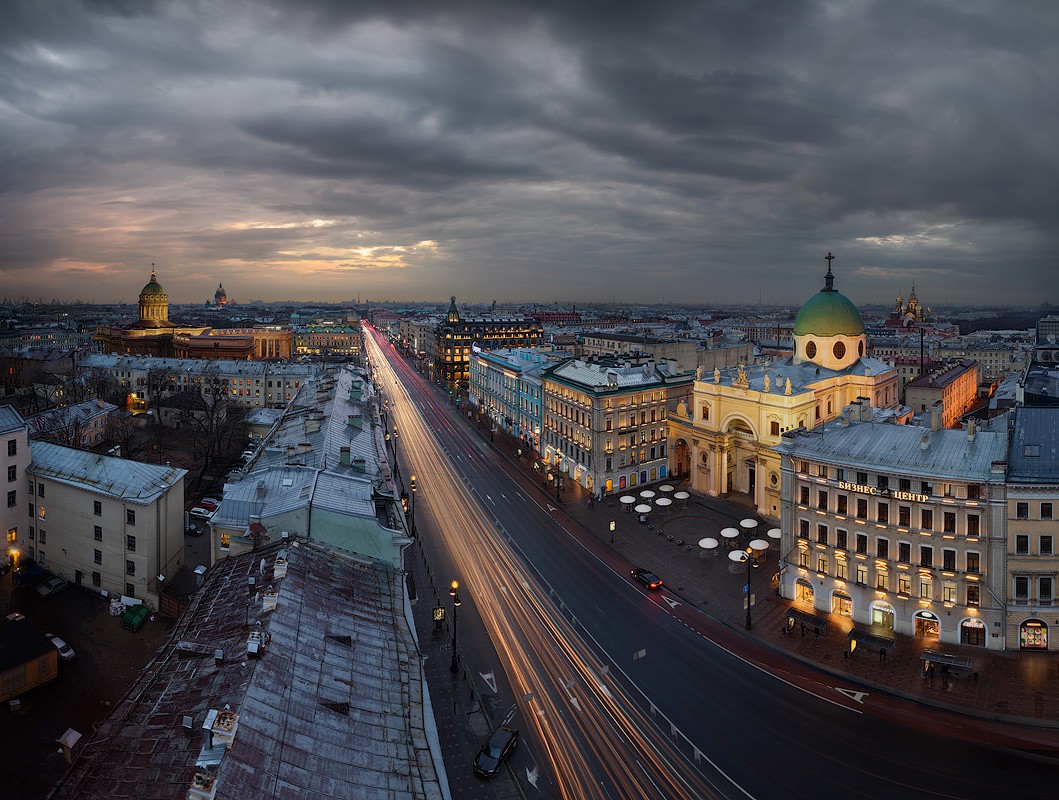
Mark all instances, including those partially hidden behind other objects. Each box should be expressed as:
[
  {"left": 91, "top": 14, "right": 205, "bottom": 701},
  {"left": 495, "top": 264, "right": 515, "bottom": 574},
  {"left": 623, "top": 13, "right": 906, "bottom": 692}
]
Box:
[{"left": 926, "top": 662, "right": 936, "bottom": 688}]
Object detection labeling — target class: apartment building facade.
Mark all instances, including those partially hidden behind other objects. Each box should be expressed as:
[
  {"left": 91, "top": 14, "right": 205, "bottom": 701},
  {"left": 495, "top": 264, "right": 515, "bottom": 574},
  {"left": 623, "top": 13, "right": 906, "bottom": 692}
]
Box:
[
  {"left": 776, "top": 417, "right": 1008, "bottom": 649},
  {"left": 23, "top": 443, "right": 187, "bottom": 609}
]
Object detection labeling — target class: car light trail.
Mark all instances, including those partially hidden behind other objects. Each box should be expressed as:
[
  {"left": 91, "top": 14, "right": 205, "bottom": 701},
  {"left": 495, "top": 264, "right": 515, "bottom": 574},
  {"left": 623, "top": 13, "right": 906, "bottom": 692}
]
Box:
[{"left": 366, "top": 330, "right": 737, "bottom": 800}]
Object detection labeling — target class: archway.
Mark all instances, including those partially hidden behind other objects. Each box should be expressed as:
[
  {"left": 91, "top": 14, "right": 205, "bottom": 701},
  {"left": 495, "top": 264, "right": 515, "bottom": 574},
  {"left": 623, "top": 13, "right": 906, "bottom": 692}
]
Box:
[
  {"left": 914, "top": 610, "right": 940, "bottom": 638},
  {"left": 960, "top": 618, "right": 986, "bottom": 647},
  {"left": 870, "top": 601, "right": 895, "bottom": 632},
  {"left": 831, "top": 589, "right": 852, "bottom": 618},
  {"left": 795, "top": 578, "right": 814, "bottom": 606},
  {"left": 672, "top": 438, "right": 691, "bottom": 478},
  {"left": 1020, "top": 619, "right": 1048, "bottom": 650}
]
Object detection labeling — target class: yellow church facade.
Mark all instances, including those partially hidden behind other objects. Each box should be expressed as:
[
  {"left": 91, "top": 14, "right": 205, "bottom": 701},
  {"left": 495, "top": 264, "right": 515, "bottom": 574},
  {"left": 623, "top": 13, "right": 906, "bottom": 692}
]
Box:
[{"left": 669, "top": 258, "right": 901, "bottom": 520}]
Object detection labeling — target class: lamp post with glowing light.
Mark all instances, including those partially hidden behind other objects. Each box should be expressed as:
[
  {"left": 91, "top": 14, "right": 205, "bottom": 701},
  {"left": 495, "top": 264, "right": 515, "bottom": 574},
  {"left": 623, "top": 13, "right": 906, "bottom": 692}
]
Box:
[
  {"left": 729, "top": 547, "right": 756, "bottom": 630},
  {"left": 449, "top": 580, "right": 462, "bottom": 673},
  {"left": 409, "top": 475, "right": 417, "bottom": 535}
]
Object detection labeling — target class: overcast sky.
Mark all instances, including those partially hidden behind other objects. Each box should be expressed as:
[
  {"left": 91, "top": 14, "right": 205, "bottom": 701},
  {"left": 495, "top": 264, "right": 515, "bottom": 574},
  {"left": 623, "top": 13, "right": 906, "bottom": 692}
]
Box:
[{"left": 1, "top": 0, "right": 1055, "bottom": 307}]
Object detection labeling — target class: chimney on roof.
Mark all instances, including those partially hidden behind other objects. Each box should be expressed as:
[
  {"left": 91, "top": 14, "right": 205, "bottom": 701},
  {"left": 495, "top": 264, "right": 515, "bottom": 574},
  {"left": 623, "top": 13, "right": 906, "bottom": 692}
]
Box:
[
  {"left": 920, "top": 431, "right": 931, "bottom": 450},
  {"left": 965, "top": 419, "right": 977, "bottom": 442},
  {"left": 214, "top": 648, "right": 223, "bottom": 667},
  {"left": 930, "top": 402, "right": 943, "bottom": 431},
  {"left": 340, "top": 447, "right": 350, "bottom": 466},
  {"left": 255, "top": 481, "right": 266, "bottom": 497}
]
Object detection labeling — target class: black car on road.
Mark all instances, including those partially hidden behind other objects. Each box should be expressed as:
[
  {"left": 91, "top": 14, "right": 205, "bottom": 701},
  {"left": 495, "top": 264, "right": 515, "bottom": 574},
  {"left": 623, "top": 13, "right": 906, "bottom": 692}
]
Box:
[
  {"left": 473, "top": 725, "right": 518, "bottom": 778},
  {"left": 631, "top": 568, "right": 663, "bottom": 590}
]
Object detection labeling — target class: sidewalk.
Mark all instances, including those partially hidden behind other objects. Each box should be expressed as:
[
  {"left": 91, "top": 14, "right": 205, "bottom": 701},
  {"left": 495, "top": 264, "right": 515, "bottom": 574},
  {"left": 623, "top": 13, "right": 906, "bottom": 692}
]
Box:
[{"left": 478, "top": 421, "right": 1059, "bottom": 731}]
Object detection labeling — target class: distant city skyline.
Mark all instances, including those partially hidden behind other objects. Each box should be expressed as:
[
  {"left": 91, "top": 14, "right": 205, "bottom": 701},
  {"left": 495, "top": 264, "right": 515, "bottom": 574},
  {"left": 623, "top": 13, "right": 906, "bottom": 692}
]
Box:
[{"left": 1, "top": 1, "right": 1055, "bottom": 306}]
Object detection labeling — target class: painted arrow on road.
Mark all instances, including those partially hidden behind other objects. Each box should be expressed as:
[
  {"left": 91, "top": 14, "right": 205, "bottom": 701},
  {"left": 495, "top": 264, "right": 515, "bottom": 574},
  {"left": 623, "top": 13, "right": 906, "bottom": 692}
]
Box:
[{"left": 835, "top": 687, "right": 869, "bottom": 704}]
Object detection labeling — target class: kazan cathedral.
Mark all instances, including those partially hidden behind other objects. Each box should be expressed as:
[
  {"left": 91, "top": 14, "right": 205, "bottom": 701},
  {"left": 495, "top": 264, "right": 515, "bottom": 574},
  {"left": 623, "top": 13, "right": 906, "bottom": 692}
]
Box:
[
  {"left": 94, "top": 269, "right": 291, "bottom": 360},
  {"left": 668, "top": 255, "right": 901, "bottom": 519}
]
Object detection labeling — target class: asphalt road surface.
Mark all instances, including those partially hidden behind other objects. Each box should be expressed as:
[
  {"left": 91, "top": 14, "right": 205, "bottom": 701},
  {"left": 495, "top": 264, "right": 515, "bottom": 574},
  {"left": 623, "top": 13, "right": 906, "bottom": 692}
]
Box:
[{"left": 367, "top": 328, "right": 1057, "bottom": 800}]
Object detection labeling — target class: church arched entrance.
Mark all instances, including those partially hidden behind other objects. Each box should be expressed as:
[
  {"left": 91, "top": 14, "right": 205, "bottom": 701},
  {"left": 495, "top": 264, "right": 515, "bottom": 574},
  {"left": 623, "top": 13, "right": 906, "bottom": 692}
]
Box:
[{"left": 672, "top": 438, "right": 690, "bottom": 478}]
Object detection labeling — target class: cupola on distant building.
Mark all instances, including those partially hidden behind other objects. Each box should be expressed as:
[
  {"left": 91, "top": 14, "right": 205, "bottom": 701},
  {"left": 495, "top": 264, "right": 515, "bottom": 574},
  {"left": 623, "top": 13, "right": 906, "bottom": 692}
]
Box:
[{"left": 94, "top": 268, "right": 292, "bottom": 367}]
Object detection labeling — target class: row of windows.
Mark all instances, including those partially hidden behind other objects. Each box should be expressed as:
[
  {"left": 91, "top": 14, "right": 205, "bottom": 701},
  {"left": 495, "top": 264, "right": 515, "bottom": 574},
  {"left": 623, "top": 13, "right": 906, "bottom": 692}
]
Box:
[
  {"left": 1015, "top": 502, "right": 1054, "bottom": 520},
  {"left": 1013, "top": 575, "right": 1056, "bottom": 604},
  {"left": 1014, "top": 534, "right": 1055, "bottom": 556},
  {"left": 31, "top": 546, "right": 136, "bottom": 576},
  {"left": 603, "top": 391, "right": 664, "bottom": 410},
  {"left": 798, "top": 490, "right": 981, "bottom": 534},
  {"left": 27, "top": 524, "right": 137, "bottom": 552},
  {"left": 798, "top": 550, "right": 981, "bottom": 605},
  {"left": 21, "top": 554, "right": 135, "bottom": 597},
  {"left": 605, "top": 409, "right": 665, "bottom": 429},
  {"left": 798, "top": 521, "right": 982, "bottom": 571}
]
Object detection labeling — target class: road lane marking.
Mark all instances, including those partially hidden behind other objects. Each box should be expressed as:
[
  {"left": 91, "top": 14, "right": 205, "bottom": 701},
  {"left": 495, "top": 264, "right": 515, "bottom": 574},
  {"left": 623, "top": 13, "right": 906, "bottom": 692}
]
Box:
[{"left": 835, "top": 688, "right": 868, "bottom": 704}]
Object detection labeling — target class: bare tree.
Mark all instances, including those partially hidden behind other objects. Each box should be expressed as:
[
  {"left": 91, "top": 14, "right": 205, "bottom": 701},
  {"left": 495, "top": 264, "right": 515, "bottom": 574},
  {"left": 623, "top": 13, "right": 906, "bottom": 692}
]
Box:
[
  {"left": 81, "top": 366, "right": 127, "bottom": 407},
  {"left": 106, "top": 411, "right": 147, "bottom": 460},
  {"left": 171, "top": 367, "right": 249, "bottom": 486}
]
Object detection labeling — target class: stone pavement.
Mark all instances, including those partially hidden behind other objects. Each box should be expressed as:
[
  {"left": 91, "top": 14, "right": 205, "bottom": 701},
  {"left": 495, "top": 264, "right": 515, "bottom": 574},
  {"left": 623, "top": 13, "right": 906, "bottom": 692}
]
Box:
[{"left": 477, "top": 420, "right": 1059, "bottom": 733}]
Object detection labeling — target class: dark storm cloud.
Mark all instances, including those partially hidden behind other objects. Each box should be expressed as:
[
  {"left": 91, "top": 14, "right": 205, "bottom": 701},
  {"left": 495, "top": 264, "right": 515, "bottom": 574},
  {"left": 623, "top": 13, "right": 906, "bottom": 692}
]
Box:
[{"left": 0, "top": 0, "right": 1055, "bottom": 305}]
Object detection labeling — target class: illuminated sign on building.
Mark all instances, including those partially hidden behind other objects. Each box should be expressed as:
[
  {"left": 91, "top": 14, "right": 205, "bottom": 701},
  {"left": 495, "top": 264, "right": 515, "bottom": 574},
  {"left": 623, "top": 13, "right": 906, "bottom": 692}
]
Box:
[{"left": 837, "top": 481, "right": 930, "bottom": 504}]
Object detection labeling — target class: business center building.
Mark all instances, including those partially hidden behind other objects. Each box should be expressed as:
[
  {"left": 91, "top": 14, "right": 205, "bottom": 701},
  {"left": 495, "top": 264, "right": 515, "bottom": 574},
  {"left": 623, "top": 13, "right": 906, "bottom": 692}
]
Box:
[{"left": 776, "top": 414, "right": 1008, "bottom": 649}]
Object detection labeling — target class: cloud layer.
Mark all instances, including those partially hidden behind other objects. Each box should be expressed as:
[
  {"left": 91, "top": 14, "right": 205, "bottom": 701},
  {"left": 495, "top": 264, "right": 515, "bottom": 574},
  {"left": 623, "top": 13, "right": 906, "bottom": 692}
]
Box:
[{"left": 1, "top": 0, "right": 1055, "bottom": 306}]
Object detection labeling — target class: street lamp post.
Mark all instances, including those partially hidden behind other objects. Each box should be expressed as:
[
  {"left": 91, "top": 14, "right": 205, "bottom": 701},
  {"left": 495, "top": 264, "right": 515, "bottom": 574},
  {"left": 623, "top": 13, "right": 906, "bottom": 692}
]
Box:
[
  {"left": 409, "top": 474, "right": 417, "bottom": 535},
  {"left": 392, "top": 425, "right": 398, "bottom": 458},
  {"left": 610, "top": 519, "right": 616, "bottom": 543},
  {"left": 728, "top": 547, "right": 755, "bottom": 629},
  {"left": 449, "top": 580, "right": 462, "bottom": 673}
]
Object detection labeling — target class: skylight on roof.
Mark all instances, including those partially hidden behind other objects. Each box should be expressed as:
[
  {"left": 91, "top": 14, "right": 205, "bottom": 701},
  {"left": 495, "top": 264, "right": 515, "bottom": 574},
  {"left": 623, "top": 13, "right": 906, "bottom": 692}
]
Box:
[{"left": 1024, "top": 445, "right": 1040, "bottom": 457}]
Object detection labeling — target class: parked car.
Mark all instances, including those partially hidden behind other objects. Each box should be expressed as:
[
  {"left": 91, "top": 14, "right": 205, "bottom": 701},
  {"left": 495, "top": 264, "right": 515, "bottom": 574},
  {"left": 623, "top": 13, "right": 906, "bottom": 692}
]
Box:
[
  {"left": 198, "top": 500, "right": 218, "bottom": 512},
  {"left": 46, "top": 634, "right": 75, "bottom": 661},
  {"left": 5, "top": 612, "right": 26, "bottom": 622},
  {"left": 473, "top": 726, "right": 519, "bottom": 778},
  {"left": 185, "top": 524, "right": 205, "bottom": 537},
  {"left": 12, "top": 563, "right": 49, "bottom": 588},
  {"left": 36, "top": 576, "right": 69, "bottom": 597},
  {"left": 631, "top": 568, "right": 663, "bottom": 590},
  {"left": 201, "top": 497, "right": 222, "bottom": 507},
  {"left": 189, "top": 507, "right": 214, "bottom": 518}
]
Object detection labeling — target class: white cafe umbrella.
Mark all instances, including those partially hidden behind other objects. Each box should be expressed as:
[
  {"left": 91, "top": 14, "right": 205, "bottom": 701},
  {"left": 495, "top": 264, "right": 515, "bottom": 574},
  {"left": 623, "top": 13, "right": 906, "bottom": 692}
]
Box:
[
  {"left": 620, "top": 495, "right": 636, "bottom": 505},
  {"left": 749, "top": 539, "right": 770, "bottom": 552},
  {"left": 639, "top": 489, "right": 656, "bottom": 499},
  {"left": 767, "top": 528, "right": 782, "bottom": 540},
  {"left": 634, "top": 504, "right": 653, "bottom": 514},
  {"left": 739, "top": 518, "right": 760, "bottom": 531},
  {"left": 673, "top": 491, "right": 690, "bottom": 501},
  {"left": 720, "top": 527, "right": 740, "bottom": 539},
  {"left": 659, "top": 484, "right": 675, "bottom": 493},
  {"left": 698, "top": 537, "right": 719, "bottom": 549},
  {"left": 655, "top": 497, "right": 672, "bottom": 508}
]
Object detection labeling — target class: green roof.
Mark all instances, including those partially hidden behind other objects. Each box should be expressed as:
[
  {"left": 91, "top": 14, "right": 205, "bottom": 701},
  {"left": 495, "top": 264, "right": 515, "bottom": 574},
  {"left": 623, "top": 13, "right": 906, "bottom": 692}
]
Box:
[
  {"left": 793, "top": 268, "right": 865, "bottom": 336},
  {"left": 140, "top": 270, "right": 167, "bottom": 298}
]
